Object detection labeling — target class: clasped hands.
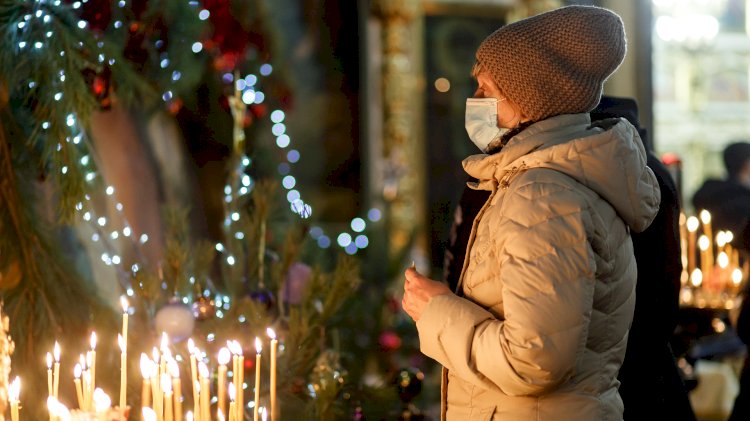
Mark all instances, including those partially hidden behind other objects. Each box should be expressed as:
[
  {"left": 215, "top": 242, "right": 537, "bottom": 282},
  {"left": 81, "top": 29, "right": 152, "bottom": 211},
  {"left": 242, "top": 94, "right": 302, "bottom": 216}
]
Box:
[{"left": 402, "top": 266, "right": 451, "bottom": 322}]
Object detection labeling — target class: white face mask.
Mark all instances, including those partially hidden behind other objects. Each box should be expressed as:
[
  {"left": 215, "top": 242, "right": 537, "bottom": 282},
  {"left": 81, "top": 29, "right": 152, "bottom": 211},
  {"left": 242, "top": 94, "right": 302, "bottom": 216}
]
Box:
[{"left": 465, "top": 98, "right": 508, "bottom": 153}]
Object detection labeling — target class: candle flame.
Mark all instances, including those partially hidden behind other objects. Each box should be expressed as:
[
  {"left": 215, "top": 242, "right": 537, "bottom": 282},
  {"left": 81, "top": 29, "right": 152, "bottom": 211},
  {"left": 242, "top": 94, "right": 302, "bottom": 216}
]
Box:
[
  {"left": 255, "top": 337, "right": 262, "bottom": 354},
  {"left": 718, "top": 252, "right": 729, "bottom": 268},
  {"left": 726, "top": 231, "right": 735, "bottom": 243},
  {"left": 47, "top": 396, "right": 71, "bottom": 419},
  {"left": 266, "top": 327, "right": 276, "bottom": 340},
  {"left": 118, "top": 334, "right": 126, "bottom": 353},
  {"left": 167, "top": 358, "right": 180, "bottom": 378},
  {"left": 228, "top": 382, "right": 236, "bottom": 401},
  {"left": 142, "top": 407, "right": 157, "bottom": 421},
  {"left": 733, "top": 268, "right": 743, "bottom": 286},
  {"left": 120, "top": 296, "right": 129, "bottom": 313},
  {"left": 218, "top": 409, "right": 226, "bottom": 421},
  {"left": 161, "top": 332, "right": 169, "bottom": 351},
  {"left": 187, "top": 338, "right": 196, "bottom": 354},
  {"left": 140, "top": 353, "right": 154, "bottom": 379},
  {"left": 186, "top": 411, "right": 194, "bottom": 421},
  {"left": 261, "top": 406, "right": 267, "bottom": 421},
  {"left": 93, "top": 388, "right": 111, "bottom": 413},
  {"left": 194, "top": 379, "right": 201, "bottom": 394},
  {"left": 79, "top": 354, "right": 87, "bottom": 370},
  {"left": 198, "top": 361, "right": 209, "bottom": 379},
  {"left": 700, "top": 209, "right": 711, "bottom": 225},
  {"left": 86, "top": 351, "right": 93, "bottom": 367},
  {"left": 152, "top": 347, "right": 160, "bottom": 364},
  {"left": 691, "top": 268, "right": 703, "bottom": 287},
  {"left": 74, "top": 363, "right": 82, "bottom": 379},
  {"left": 53, "top": 341, "right": 61, "bottom": 362},
  {"left": 90, "top": 332, "right": 97, "bottom": 350},
  {"left": 218, "top": 347, "right": 231, "bottom": 365},
  {"left": 698, "top": 235, "right": 710, "bottom": 251},
  {"left": 46, "top": 352, "right": 52, "bottom": 368},
  {"left": 234, "top": 340, "right": 243, "bottom": 356},
  {"left": 8, "top": 376, "right": 20, "bottom": 402},
  {"left": 716, "top": 231, "right": 727, "bottom": 248},
  {"left": 687, "top": 216, "right": 700, "bottom": 232},
  {"left": 161, "top": 373, "right": 173, "bottom": 394}
]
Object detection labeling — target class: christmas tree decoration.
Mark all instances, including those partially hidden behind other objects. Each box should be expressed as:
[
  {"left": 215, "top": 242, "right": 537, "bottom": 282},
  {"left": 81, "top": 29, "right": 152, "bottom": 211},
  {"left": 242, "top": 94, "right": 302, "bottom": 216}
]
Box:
[
  {"left": 394, "top": 368, "right": 425, "bottom": 421},
  {"left": 154, "top": 299, "right": 195, "bottom": 342},
  {"left": 191, "top": 295, "right": 216, "bottom": 321}
]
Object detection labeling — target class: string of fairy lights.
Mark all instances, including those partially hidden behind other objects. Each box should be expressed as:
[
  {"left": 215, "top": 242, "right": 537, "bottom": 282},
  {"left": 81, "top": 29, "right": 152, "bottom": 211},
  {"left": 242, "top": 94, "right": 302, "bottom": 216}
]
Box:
[{"left": 13, "top": 0, "right": 381, "bottom": 299}]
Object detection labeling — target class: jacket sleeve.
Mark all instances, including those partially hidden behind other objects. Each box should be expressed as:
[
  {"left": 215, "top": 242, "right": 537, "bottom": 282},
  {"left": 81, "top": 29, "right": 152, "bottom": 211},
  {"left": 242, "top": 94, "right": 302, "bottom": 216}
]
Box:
[{"left": 417, "top": 184, "right": 596, "bottom": 396}]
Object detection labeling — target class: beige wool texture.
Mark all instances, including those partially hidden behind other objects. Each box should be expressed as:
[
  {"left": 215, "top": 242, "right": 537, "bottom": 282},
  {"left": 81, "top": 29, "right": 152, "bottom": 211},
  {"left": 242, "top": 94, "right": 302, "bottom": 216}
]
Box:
[{"left": 476, "top": 5, "right": 627, "bottom": 122}]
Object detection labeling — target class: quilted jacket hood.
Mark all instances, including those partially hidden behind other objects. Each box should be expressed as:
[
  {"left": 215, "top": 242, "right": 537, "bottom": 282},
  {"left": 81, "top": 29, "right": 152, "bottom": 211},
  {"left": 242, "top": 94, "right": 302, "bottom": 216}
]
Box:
[{"left": 462, "top": 113, "right": 660, "bottom": 233}]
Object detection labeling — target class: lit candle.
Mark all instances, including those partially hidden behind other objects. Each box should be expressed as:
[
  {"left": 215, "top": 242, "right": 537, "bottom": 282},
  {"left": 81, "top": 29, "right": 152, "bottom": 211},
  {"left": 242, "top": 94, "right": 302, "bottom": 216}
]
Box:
[
  {"left": 218, "top": 409, "right": 226, "bottom": 421},
  {"left": 121, "top": 296, "right": 129, "bottom": 344},
  {"left": 199, "top": 362, "right": 210, "bottom": 421},
  {"left": 74, "top": 364, "right": 84, "bottom": 409},
  {"left": 162, "top": 374, "right": 173, "bottom": 421},
  {"left": 94, "top": 388, "right": 112, "bottom": 421},
  {"left": 9, "top": 376, "right": 20, "bottom": 421},
  {"left": 236, "top": 341, "right": 244, "bottom": 421},
  {"left": 81, "top": 354, "right": 91, "bottom": 411},
  {"left": 254, "top": 338, "right": 262, "bottom": 421},
  {"left": 143, "top": 407, "right": 157, "bottom": 421},
  {"left": 53, "top": 341, "right": 61, "bottom": 399},
  {"left": 699, "top": 235, "right": 710, "bottom": 282},
  {"left": 47, "top": 396, "right": 71, "bottom": 421},
  {"left": 732, "top": 268, "right": 744, "bottom": 293},
  {"left": 151, "top": 348, "right": 162, "bottom": 421},
  {"left": 267, "top": 328, "right": 278, "bottom": 421},
  {"left": 218, "top": 347, "right": 230, "bottom": 418},
  {"left": 168, "top": 359, "right": 182, "bottom": 421},
  {"left": 140, "top": 353, "right": 153, "bottom": 418},
  {"left": 228, "top": 383, "right": 236, "bottom": 421},
  {"left": 691, "top": 268, "right": 703, "bottom": 288},
  {"left": 687, "top": 216, "right": 699, "bottom": 275},
  {"left": 90, "top": 332, "right": 97, "bottom": 399},
  {"left": 228, "top": 341, "right": 239, "bottom": 421},
  {"left": 118, "top": 334, "right": 127, "bottom": 409},
  {"left": 187, "top": 339, "right": 199, "bottom": 421},
  {"left": 260, "top": 406, "right": 267, "bottom": 421},
  {"left": 185, "top": 411, "right": 193, "bottom": 421},
  {"left": 47, "top": 352, "right": 53, "bottom": 398},
  {"left": 700, "top": 210, "right": 714, "bottom": 269}
]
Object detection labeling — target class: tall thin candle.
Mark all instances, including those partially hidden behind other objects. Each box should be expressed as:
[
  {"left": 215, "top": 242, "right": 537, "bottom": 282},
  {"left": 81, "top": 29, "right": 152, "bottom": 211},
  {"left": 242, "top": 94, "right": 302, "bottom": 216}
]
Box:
[
  {"left": 187, "top": 339, "right": 199, "bottom": 421},
  {"left": 9, "top": 376, "right": 20, "bottom": 421},
  {"left": 199, "top": 362, "right": 210, "bottom": 421},
  {"left": 218, "top": 347, "right": 230, "bottom": 418},
  {"left": 140, "top": 353, "right": 153, "bottom": 420},
  {"left": 168, "top": 359, "right": 182, "bottom": 421},
  {"left": 90, "top": 332, "right": 97, "bottom": 398},
  {"left": 74, "top": 364, "right": 84, "bottom": 409},
  {"left": 267, "top": 328, "right": 278, "bottom": 421},
  {"left": 162, "top": 374, "right": 173, "bottom": 421},
  {"left": 53, "top": 341, "right": 61, "bottom": 399},
  {"left": 119, "top": 334, "right": 127, "bottom": 409},
  {"left": 254, "top": 338, "right": 262, "bottom": 421},
  {"left": 46, "top": 352, "right": 53, "bottom": 398}
]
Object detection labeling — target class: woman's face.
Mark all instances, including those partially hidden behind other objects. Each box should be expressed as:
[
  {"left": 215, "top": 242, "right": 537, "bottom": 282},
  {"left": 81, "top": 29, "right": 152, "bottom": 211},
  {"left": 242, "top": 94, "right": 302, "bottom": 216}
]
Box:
[{"left": 473, "top": 72, "right": 527, "bottom": 128}]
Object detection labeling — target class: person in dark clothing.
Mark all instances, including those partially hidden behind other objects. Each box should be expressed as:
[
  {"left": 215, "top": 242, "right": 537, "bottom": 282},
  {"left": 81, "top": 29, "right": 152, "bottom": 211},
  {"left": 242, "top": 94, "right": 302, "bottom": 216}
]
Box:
[
  {"left": 692, "top": 142, "right": 750, "bottom": 250},
  {"left": 729, "top": 293, "right": 750, "bottom": 421},
  {"left": 442, "top": 96, "right": 696, "bottom": 420}
]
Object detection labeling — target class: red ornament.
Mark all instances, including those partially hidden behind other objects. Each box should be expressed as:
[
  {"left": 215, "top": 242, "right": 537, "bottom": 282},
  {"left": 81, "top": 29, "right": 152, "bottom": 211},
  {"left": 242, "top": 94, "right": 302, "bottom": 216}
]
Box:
[{"left": 378, "top": 330, "right": 402, "bottom": 352}]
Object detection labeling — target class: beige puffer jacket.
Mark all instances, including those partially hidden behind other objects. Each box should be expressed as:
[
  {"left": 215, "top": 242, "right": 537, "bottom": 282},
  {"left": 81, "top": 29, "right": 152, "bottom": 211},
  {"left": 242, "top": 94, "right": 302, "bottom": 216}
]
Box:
[{"left": 416, "top": 113, "right": 661, "bottom": 421}]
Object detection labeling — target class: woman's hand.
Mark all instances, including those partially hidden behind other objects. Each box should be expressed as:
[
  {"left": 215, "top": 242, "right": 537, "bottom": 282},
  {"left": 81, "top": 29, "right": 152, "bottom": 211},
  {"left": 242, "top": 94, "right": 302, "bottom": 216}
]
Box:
[{"left": 402, "top": 267, "right": 451, "bottom": 322}]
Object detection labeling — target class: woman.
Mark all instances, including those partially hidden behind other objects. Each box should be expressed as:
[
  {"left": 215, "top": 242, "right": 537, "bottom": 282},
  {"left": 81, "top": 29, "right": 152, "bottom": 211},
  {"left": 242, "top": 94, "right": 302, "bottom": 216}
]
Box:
[{"left": 402, "top": 6, "right": 661, "bottom": 420}]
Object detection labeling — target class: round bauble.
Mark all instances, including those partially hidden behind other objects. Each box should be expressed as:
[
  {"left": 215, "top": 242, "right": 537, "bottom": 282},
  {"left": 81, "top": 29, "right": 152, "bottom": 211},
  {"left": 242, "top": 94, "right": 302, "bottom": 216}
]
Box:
[{"left": 154, "top": 299, "right": 195, "bottom": 341}]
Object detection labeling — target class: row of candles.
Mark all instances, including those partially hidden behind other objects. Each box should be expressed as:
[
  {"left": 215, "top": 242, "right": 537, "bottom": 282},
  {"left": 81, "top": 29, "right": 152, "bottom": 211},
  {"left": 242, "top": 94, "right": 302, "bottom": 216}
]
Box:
[
  {"left": 680, "top": 210, "right": 747, "bottom": 308},
  {"left": 8, "top": 297, "right": 281, "bottom": 421}
]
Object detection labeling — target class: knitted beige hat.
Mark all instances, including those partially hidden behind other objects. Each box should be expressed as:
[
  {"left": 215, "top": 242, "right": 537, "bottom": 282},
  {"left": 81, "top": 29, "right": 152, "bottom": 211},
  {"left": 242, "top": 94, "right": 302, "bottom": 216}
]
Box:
[{"left": 476, "top": 5, "right": 626, "bottom": 122}]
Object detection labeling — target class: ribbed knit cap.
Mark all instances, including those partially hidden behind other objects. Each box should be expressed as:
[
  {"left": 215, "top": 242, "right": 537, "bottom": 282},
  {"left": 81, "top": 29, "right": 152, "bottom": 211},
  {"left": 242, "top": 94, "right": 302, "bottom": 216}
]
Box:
[{"left": 476, "top": 5, "right": 627, "bottom": 122}]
